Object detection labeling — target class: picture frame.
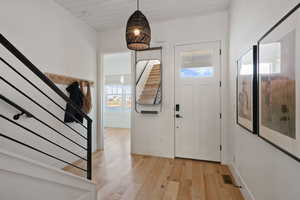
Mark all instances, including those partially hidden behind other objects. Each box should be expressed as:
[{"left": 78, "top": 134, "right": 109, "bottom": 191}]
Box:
[
  {"left": 236, "top": 46, "right": 258, "bottom": 134},
  {"left": 258, "top": 3, "right": 300, "bottom": 162}
]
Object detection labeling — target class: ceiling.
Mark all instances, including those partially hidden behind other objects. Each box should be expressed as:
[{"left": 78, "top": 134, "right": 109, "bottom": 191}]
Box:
[{"left": 54, "top": 0, "right": 230, "bottom": 31}]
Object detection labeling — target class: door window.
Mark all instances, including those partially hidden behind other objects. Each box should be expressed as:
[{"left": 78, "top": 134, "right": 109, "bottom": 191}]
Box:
[{"left": 180, "top": 50, "right": 214, "bottom": 78}]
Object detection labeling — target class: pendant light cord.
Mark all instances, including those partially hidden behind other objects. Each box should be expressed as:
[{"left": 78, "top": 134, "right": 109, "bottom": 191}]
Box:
[{"left": 137, "top": 0, "right": 139, "bottom": 10}]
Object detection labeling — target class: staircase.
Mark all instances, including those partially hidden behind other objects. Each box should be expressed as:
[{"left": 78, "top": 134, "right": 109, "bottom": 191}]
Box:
[
  {"left": 0, "top": 33, "right": 96, "bottom": 200},
  {"left": 138, "top": 64, "right": 161, "bottom": 105}
]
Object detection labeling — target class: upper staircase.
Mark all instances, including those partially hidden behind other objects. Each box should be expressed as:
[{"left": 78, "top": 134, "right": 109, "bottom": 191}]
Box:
[{"left": 138, "top": 64, "right": 161, "bottom": 105}]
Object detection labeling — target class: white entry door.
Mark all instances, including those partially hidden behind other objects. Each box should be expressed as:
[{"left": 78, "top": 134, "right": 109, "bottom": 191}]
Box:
[{"left": 175, "top": 42, "right": 221, "bottom": 162}]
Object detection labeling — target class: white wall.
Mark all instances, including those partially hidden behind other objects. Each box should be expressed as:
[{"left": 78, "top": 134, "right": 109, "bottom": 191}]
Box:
[
  {"left": 0, "top": 0, "right": 98, "bottom": 168},
  {"left": 98, "top": 11, "right": 230, "bottom": 161},
  {"left": 229, "top": 1, "right": 300, "bottom": 199},
  {"left": 103, "top": 52, "right": 131, "bottom": 75}
]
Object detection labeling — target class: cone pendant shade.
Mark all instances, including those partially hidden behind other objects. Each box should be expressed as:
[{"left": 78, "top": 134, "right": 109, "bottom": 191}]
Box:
[{"left": 126, "top": 9, "right": 151, "bottom": 51}]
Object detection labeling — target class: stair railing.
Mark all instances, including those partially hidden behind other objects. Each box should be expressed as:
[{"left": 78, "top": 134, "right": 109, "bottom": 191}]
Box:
[
  {"left": 0, "top": 34, "right": 92, "bottom": 180},
  {"left": 136, "top": 60, "right": 150, "bottom": 85}
]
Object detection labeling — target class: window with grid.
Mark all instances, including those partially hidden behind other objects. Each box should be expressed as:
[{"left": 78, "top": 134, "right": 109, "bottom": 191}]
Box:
[{"left": 105, "top": 84, "right": 131, "bottom": 112}]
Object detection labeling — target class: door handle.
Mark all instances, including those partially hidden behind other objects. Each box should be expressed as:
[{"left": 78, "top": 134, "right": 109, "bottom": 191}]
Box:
[{"left": 176, "top": 114, "right": 183, "bottom": 118}]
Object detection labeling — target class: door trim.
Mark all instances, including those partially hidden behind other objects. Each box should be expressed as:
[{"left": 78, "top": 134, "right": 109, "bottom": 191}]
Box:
[
  {"left": 97, "top": 51, "right": 133, "bottom": 151},
  {"left": 173, "top": 41, "right": 223, "bottom": 162}
]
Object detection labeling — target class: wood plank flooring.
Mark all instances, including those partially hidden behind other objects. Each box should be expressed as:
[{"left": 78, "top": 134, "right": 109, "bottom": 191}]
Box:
[{"left": 64, "top": 128, "right": 244, "bottom": 200}]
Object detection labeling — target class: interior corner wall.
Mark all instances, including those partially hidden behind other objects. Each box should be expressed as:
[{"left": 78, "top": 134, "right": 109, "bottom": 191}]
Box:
[
  {"left": 229, "top": 0, "right": 300, "bottom": 199},
  {"left": 0, "top": 0, "right": 98, "bottom": 168},
  {"left": 98, "top": 11, "right": 231, "bottom": 162}
]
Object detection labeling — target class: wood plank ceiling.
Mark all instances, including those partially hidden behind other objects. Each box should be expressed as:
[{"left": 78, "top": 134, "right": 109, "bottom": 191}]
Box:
[{"left": 54, "top": 0, "right": 229, "bottom": 31}]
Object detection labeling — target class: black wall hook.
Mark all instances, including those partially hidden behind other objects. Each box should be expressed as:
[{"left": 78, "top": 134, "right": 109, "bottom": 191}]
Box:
[
  {"left": 13, "top": 112, "right": 32, "bottom": 120},
  {"left": 0, "top": 94, "right": 33, "bottom": 120}
]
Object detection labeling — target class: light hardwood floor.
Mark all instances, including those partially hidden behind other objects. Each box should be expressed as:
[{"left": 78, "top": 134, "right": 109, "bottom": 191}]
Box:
[{"left": 64, "top": 128, "right": 244, "bottom": 200}]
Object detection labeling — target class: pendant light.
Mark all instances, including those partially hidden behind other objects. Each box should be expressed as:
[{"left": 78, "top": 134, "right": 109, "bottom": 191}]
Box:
[{"left": 126, "top": 0, "right": 151, "bottom": 51}]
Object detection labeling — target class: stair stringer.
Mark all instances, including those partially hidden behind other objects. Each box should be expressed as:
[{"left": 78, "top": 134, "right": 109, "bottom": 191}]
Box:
[{"left": 0, "top": 148, "right": 96, "bottom": 200}]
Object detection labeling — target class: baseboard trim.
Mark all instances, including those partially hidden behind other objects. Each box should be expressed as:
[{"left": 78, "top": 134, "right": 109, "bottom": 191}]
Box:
[{"left": 229, "top": 163, "right": 255, "bottom": 200}]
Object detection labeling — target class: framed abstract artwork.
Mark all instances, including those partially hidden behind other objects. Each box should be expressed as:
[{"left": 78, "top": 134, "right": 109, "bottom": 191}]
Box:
[
  {"left": 258, "top": 3, "right": 300, "bottom": 162},
  {"left": 236, "top": 46, "right": 258, "bottom": 133}
]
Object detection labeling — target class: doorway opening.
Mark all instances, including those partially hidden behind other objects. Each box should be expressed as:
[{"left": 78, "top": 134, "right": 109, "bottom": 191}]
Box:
[{"left": 101, "top": 52, "right": 132, "bottom": 152}]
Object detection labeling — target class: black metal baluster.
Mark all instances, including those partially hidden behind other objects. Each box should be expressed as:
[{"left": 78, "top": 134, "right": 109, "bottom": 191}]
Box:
[
  {"left": 0, "top": 56, "right": 88, "bottom": 129},
  {"left": 0, "top": 114, "right": 87, "bottom": 161},
  {"left": 0, "top": 94, "right": 87, "bottom": 150},
  {"left": 87, "top": 119, "right": 92, "bottom": 180},
  {"left": 0, "top": 76, "right": 87, "bottom": 140},
  {"left": 0, "top": 132, "right": 87, "bottom": 172},
  {"left": 0, "top": 33, "right": 93, "bottom": 180}
]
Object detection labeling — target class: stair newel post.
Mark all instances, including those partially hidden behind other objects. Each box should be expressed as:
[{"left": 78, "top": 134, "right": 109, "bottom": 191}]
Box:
[{"left": 87, "top": 119, "right": 92, "bottom": 180}]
